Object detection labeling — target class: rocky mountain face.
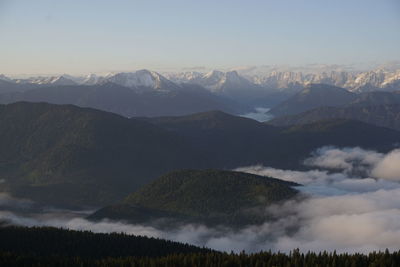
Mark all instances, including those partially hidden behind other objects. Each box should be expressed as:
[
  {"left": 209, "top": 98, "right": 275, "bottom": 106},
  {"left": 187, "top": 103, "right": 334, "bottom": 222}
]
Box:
[
  {"left": 1, "top": 68, "right": 399, "bottom": 117},
  {"left": 167, "top": 68, "right": 400, "bottom": 93},
  {"left": 3, "top": 68, "right": 400, "bottom": 93},
  {"left": 248, "top": 69, "right": 400, "bottom": 92},
  {"left": 0, "top": 71, "right": 246, "bottom": 117}
]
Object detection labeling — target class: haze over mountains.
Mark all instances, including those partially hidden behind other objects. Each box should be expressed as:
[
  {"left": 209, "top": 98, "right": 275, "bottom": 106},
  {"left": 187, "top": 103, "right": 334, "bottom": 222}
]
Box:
[
  {"left": 0, "top": 70, "right": 244, "bottom": 117},
  {"left": 4, "top": 66, "right": 400, "bottom": 93},
  {"left": 1, "top": 66, "right": 400, "bottom": 120},
  {"left": 267, "top": 84, "right": 358, "bottom": 117},
  {"left": 166, "top": 67, "right": 400, "bottom": 92},
  {"left": 2, "top": 65, "right": 400, "bottom": 255},
  {"left": 1, "top": 65, "right": 400, "bottom": 207},
  {"left": 2, "top": 0, "right": 400, "bottom": 260}
]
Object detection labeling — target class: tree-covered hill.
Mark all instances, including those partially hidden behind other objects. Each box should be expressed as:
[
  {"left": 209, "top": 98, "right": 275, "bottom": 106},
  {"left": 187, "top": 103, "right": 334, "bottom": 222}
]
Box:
[
  {"left": 147, "top": 111, "right": 400, "bottom": 169},
  {"left": 0, "top": 102, "right": 201, "bottom": 207},
  {"left": 90, "top": 169, "right": 299, "bottom": 226},
  {"left": 0, "top": 102, "right": 399, "bottom": 208}
]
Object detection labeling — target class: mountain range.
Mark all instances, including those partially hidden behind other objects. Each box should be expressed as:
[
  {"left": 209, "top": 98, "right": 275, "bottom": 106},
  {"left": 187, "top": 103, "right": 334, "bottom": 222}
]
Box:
[
  {"left": 267, "top": 84, "right": 400, "bottom": 129},
  {"left": 0, "top": 102, "right": 399, "bottom": 208},
  {"left": 267, "top": 84, "right": 357, "bottom": 117},
  {"left": 0, "top": 70, "right": 249, "bottom": 117},
  {"left": 267, "top": 84, "right": 400, "bottom": 118},
  {"left": 1, "top": 67, "right": 399, "bottom": 117},
  {"left": 269, "top": 104, "right": 400, "bottom": 131},
  {"left": 166, "top": 68, "right": 400, "bottom": 93},
  {"left": 0, "top": 82, "right": 242, "bottom": 117}
]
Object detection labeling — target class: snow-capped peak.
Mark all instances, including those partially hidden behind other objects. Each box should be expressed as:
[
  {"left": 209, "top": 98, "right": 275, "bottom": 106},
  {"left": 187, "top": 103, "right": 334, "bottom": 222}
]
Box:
[
  {"left": 165, "top": 69, "right": 257, "bottom": 92},
  {"left": 105, "top": 69, "right": 178, "bottom": 90},
  {"left": 82, "top": 74, "right": 109, "bottom": 85},
  {"left": 14, "top": 75, "right": 77, "bottom": 86},
  {"left": 204, "top": 70, "right": 225, "bottom": 80}
]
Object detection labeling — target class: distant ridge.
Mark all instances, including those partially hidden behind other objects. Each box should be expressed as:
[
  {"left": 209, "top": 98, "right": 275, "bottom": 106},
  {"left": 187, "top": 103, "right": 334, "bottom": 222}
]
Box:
[
  {"left": 269, "top": 104, "right": 400, "bottom": 131},
  {"left": 268, "top": 84, "right": 357, "bottom": 117}
]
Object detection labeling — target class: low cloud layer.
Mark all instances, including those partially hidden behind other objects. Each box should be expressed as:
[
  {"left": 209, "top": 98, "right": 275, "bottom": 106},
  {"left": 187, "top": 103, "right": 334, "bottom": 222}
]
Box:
[
  {"left": 0, "top": 193, "right": 33, "bottom": 209},
  {"left": 371, "top": 149, "right": 400, "bottom": 180},
  {"left": 234, "top": 146, "right": 400, "bottom": 252},
  {"left": 1, "top": 146, "right": 400, "bottom": 253},
  {"left": 240, "top": 107, "right": 273, "bottom": 122},
  {"left": 304, "top": 146, "right": 384, "bottom": 174}
]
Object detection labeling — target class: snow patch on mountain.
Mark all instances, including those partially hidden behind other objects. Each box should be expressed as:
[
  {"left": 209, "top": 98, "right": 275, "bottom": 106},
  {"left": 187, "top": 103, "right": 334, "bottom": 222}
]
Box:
[
  {"left": 14, "top": 75, "right": 77, "bottom": 86},
  {"left": 105, "top": 69, "right": 179, "bottom": 91},
  {"left": 3, "top": 65, "right": 400, "bottom": 94}
]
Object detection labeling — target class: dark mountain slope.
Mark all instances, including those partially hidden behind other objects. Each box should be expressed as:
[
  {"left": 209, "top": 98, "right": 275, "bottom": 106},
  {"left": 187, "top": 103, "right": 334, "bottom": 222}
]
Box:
[
  {"left": 0, "top": 102, "right": 200, "bottom": 207},
  {"left": 0, "top": 103, "right": 399, "bottom": 207},
  {"left": 0, "top": 79, "right": 40, "bottom": 94},
  {"left": 90, "top": 169, "right": 298, "bottom": 226},
  {"left": 144, "top": 111, "right": 280, "bottom": 167},
  {"left": 268, "top": 84, "right": 357, "bottom": 117},
  {"left": 268, "top": 104, "right": 400, "bottom": 131},
  {"left": 146, "top": 111, "right": 400, "bottom": 169},
  {"left": 349, "top": 91, "right": 400, "bottom": 107},
  {"left": 0, "top": 83, "right": 244, "bottom": 117}
]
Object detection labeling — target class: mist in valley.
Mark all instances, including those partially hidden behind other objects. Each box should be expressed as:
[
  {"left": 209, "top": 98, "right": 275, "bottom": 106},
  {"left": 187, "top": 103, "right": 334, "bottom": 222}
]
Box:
[
  {"left": 240, "top": 107, "right": 274, "bottom": 122},
  {"left": 2, "top": 146, "right": 400, "bottom": 253}
]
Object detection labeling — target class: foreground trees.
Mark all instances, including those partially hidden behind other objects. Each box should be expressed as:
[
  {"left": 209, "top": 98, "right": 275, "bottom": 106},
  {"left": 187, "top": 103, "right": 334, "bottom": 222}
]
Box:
[{"left": 0, "top": 226, "right": 399, "bottom": 267}]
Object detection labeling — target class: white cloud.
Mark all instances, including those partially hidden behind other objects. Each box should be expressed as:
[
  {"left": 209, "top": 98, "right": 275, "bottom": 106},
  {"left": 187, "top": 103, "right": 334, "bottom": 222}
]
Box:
[
  {"left": 2, "top": 146, "right": 400, "bottom": 254},
  {"left": 371, "top": 149, "right": 400, "bottom": 181},
  {"left": 304, "top": 146, "right": 383, "bottom": 174},
  {"left": 240, "top": 107, "right": 273, "bottom": 122}
]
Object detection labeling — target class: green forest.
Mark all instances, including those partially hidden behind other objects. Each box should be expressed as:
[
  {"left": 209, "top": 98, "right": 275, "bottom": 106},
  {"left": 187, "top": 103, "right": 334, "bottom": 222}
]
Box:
[
  {"left": 91, "top": 169, "right": 298, "bottom": 227},
  {"left": 0, "top": 226, "right": 399, "bottom": 267}
]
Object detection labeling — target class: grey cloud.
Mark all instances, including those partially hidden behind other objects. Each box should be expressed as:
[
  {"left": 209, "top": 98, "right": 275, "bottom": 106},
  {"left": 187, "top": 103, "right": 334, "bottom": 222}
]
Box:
[{"left": 0, "top": 192, "right": 33, "bottom": 209}]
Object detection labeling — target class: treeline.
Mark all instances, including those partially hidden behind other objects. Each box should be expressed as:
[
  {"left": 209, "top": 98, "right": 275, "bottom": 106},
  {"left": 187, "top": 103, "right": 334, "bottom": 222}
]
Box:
[
  {"left": 1, "top": 226, "right": 400, "bottom": 267},
  {"left": 0, "top": 226, "right": 210, "bottom": 258},
  {"left": 1, "top": 250, "right": 400, "bottom": 267}
]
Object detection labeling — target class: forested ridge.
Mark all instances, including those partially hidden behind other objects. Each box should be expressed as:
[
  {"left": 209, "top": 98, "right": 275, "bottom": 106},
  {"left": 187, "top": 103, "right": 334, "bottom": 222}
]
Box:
[
  {"left": 0, "top": 226, "right": 400, "bottom": 266},
  {"left": 0, "top": 226, "right": 210, "bottom": 258},
  {"left": 1, "top": 247, "right": 400, "bottom": 267},
  {"left": 1, "top": 102, "right": 399, "bottom": 208},
  {"left": 91, "top": 169, "right": 298, "bottom": 227}
]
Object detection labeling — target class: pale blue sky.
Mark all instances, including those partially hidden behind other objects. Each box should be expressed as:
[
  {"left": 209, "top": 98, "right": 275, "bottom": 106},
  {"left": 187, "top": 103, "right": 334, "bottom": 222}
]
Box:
[{"left": 1, "top": 0, "right": 399, "bottom": 75}]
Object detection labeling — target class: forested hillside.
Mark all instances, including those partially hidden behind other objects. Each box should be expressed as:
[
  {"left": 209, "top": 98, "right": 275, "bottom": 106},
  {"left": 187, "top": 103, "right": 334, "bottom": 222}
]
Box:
[
  {"left": 90, "top": 169, "right": 299, "bottom": 226},
  {"left": 0, "top": 102, "right": 399, "bottom": 208},
  {"left": 0, "top": 226, "right": 399, "bottom": 267}
]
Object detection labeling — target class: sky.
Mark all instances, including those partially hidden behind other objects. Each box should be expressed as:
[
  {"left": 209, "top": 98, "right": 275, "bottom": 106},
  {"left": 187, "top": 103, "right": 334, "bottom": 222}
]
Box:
[{"left": 1, "top": 0, "right": 400, "bottom": 75}]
